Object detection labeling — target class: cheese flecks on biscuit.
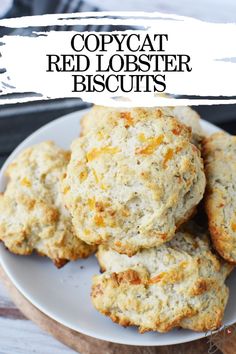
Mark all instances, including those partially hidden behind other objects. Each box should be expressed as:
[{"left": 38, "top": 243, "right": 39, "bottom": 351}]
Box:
[
  {"left": 0, "top": 141, "right": 95, "bottom": 267},
  {"left": 63, "top": 111, "right": 206, "bottom": 255},
  {"left": 80, "top": 105, "right": 204, "bottom": 146},
  {"left": 91, "top": 227, "right": 230, "bottom": 333},
  {"left": 203, "top": 132, "right": 236, "bottom": 263}
]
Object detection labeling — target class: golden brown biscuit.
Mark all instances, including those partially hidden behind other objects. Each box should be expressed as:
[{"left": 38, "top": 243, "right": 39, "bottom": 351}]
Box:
[
  {"left": 63, "top": 110, "right": 206, "bottom": 255},
  {"left": 0, "top": 141, "right": 95, "bottom": 267},
  {"left": 80, "top": 105, "right": 204, "bottom": 145},
  {"left": 203, "top": 131, "right": 236, "bottom": 263},
  {"left": 92, "top": 226, "right": 231, "bottom": 333}
]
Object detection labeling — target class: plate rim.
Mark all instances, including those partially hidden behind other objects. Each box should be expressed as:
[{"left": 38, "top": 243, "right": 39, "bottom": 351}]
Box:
[{"left": 0, "top": 110, "right": 227, "bottom": 346}]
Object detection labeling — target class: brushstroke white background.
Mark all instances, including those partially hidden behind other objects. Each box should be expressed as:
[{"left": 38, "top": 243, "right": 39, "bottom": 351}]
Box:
[{"left": 0, "top": 12, "right": 236, "bottom": 106}]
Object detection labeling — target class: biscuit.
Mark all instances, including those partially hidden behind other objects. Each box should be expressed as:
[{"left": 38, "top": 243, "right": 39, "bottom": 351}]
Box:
[
  {"left": 80, "top": 105, "right": 204, "bottom": 145},
  {"left": 63, "top": 112, "right": 206, "bottom": 255},
  {"left": 203, "top": 131, "right": 236, "bottom": 263},
  {"left": 168, "top": 106, "right": 203, "bottom": 145},
  {"left": 91, "top": 226, "right": 231, "bottom": 333},
  {"left": 0, "top": 141, "right": 95, "bottom": 267}
]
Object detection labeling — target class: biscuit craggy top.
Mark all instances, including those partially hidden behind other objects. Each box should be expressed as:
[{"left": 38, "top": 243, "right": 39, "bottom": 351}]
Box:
[
  {"left": 0, "top": 141, "right": 95, "bottom": 267},
  {"left": 92, "top": 227, "right": 231, "bottom": 333},
  {"left": 63, "top": 110, "right": 206, "bottom": 255},
  {"left": 80, "top": 105, "right": 204, "bottom": 145}
]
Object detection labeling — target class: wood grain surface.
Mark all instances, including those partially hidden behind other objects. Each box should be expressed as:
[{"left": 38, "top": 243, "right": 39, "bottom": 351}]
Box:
[{"left": 0, "top": 280, "right": 77, "bottom": 354}]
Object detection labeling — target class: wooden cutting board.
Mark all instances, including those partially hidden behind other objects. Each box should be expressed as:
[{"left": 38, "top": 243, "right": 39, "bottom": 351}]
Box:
[{"left": 0, "top": 265, "right": 235, "bottom": 354}]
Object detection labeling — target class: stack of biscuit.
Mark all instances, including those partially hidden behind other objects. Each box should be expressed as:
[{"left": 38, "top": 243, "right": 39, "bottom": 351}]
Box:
[{"left": 0, "top": 105, "right": 235, "bottom": 334}]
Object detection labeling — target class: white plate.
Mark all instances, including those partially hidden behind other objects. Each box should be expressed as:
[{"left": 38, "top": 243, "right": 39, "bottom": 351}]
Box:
[{"left": 0, "top": 110, "right": 235, "bottom": 346}]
